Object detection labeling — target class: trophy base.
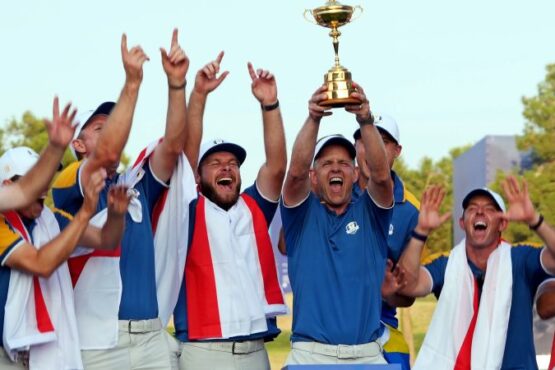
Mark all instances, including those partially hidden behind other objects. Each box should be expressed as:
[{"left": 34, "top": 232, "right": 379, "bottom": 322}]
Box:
[{"left": 321, "top": 66, "right": 361, "bottom": 108}]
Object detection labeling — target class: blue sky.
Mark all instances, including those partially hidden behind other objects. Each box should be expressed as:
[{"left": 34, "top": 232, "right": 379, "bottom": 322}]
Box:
[{"left": 1, "top": 0, "right": 554, "bottom": 184}]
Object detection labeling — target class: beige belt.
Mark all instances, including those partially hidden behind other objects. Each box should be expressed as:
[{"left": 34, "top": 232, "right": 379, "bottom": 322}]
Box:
[
  {"left": 118, "top": 318, "right": 163, "bottom": 334},
  {"left": 188, "top": 339, "right": 265, "bottom": 354},
  {"left": 292, "top": 340, "right": 382, "bottom": 359}
]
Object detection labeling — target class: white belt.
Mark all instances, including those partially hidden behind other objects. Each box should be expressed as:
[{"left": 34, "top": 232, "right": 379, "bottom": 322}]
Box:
[
  {"left": 118, "top": 318, "right": 163, "bottom": 334},
  {"left": 188, "top": 339, "right": 265, "bottom": 354},
  {"left": 292, "top": 341, "right": 382, "bottom": 359}
]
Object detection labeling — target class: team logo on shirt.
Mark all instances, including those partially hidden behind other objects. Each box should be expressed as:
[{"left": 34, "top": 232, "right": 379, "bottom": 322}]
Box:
[
  {"left": 345, "top": 221, "right": 359, "bottom": 235},
  {"left": 389, "top": 223, "right": 394, "bottom": 236}
]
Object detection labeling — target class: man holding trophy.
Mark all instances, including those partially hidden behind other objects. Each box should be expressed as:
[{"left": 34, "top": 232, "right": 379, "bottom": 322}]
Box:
[{"left": 280, "top": 79, "right": 393, "bottom": 365}]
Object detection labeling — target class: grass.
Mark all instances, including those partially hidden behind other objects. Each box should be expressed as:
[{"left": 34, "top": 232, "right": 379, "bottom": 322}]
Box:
[{"left": 267, "top": 294, "right": 437, "bottom": 369}]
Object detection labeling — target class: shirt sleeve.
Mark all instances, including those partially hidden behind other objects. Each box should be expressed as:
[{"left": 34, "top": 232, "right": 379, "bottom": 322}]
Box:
[
  {"left": 513, "top": 244, "right": 553, "bottom": 293},
  {"left": 0, "top": 215, "right": 25, "bottom": 266},
  {"left": 243, "top": 182, "right": 278, "bottom": 226},
  {"left": 52, "top": 161, "right": 84, "bottom": 216},
  {"left": 139, "top": 159, "right": 170, "bottom": 212},
  {"left": 360, "top": 190, "right": 394, "bottom": 242},
  {"left": 279, "top": 192, "right": 313, "bottom": 255},
  {"left": 424, "top": 255, "right": 449, "bottom": 298}
]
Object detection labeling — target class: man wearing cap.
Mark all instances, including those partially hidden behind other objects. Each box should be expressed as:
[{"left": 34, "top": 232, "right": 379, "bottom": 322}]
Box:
[
  {"left": 353, "top": 114, "right": 419, "bottom": 369},
  {"left": 281, "top": 83, "right": 393, "bottom": 365},
  {"left": 52, "top": 30, "right": 190, "bottom": 369},
  {"left": 398, "top": 177, "right": 555, "bottom": 369},
  {"left": 171, "top": 54, "right": 287, "bottom": 370},
  {"left": 0, "top": 98, "right": 78, "bottom": 213},
  {"left": 0, "top": 146, "right": 128, "bottom": 369}
]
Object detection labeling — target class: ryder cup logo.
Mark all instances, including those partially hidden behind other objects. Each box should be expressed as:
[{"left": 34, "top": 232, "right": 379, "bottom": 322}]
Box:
[{"left": 345, "top": 221, "right": 359, "bottom": 235}]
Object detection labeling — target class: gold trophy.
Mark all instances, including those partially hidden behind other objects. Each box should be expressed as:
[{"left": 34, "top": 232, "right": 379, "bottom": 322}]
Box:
[{"left": 304, "top": 0, "right": 363, "bottom": 107}]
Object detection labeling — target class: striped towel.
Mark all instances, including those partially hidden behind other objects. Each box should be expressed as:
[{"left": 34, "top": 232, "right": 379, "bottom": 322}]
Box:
[
  {"left": 185, "top": 193, "right": 287, "bottom": 340},
  {"left": 414, "top": 240, "right": 512, "bottom": 370},
  {"left": 3, "top": 208, "right": 83, "bottom": 369}
]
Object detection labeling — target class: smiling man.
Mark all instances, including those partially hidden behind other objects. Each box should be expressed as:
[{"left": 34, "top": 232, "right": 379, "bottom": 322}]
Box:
[
  {"left": 171, "top": 54, "right": 287, "bottom": 370},
  {"left": 280, "top": 83, "right": 394, "bottom": 365},
  {"left": 398, "top": 178, "right": 555, "bottom": 370}
]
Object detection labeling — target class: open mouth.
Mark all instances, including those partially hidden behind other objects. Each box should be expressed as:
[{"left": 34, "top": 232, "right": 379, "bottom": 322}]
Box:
[
  {"left": 473, "top": 220, "right": 487, "bottom": 231},
  {"left": 216, "top": 177, "right": 234, "bottom": 191},
  {"left": 329, "top": 177, "right": 343, "bottom": 192}
]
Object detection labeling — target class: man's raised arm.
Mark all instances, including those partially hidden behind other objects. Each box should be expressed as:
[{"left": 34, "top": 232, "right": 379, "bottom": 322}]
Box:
[
  {"left": 0, "top": 97, "right": 76, "bottom": 211},
  {"left": 150, "top": 28, "right": 189, "bottom": 182},
  {"left": 81, "top": 34, "right": 148, "bottom": 182},
  {"left": 282, "top": 85, "right": 330, "bottom": 206},
  {"left": 248, "top": 63, "right": 286, "bottom": 200}
]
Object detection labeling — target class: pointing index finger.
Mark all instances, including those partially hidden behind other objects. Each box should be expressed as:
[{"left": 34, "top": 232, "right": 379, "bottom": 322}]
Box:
[
  {"left": 121, "top": 33, "right": 128, "bottom": 56},
  {"left": 247, "top": 62, "right": 257, "bottom": 81},
  {"left": 171, "top": 28, "right": 178, "bottom": 47}
]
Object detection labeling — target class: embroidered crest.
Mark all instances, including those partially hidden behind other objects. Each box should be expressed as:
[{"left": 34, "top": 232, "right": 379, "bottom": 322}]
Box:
[{"left": 345, "top": 221, "right": 359, "bottom": 235}]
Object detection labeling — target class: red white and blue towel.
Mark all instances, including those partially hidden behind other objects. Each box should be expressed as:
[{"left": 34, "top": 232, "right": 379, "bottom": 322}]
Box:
[
  {"left": 414, "top": 240, "right": 512, "bottom": 370},
  {"left": 69, "top": 141, "right": 196, "bottom": 349},
  {"left": 3, "top": 208, "right": 83, "bottom": 369},
  {"left": 185, "top": 193, "right": 287, "bottom": 340}
]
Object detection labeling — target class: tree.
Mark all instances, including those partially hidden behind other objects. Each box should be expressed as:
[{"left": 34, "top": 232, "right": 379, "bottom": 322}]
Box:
[{"left": 518, "top": 64, "right": 555, "bottom": 164}]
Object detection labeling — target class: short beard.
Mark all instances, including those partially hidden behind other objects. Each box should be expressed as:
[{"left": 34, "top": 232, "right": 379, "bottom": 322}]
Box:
[{"left": 199, "top": 179, "right": 241, "bottom": 211}]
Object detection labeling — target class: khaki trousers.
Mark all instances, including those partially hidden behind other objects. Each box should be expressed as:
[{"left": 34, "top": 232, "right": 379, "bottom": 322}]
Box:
[
  {"left": 82, "top": 319, "right": 179, "bottom": 370},
  {"left": 178, "top": 340, "right": 270, "bottom": 370}
]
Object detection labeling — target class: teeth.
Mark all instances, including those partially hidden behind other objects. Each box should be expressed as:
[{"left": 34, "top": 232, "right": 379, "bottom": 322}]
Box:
[
  {"left": 329, "top": 177, "right": 343, "bottom": 185},
  {"left": 474, "top": 221, "right": 487, "bottom": 230},
  {"left": 217, "top": 177, "right": 232, "bottom": 185}
]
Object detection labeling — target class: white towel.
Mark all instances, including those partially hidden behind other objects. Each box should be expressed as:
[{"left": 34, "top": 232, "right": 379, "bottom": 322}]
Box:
[
  {"left": 70, "top": 141, "right": 196, "bottom": 349},
  {"left": 3, "top": 208, "right": 83, "bottom": 370},
  {"left": 414, "top": 239, "right": 512, "bottom": 370}
]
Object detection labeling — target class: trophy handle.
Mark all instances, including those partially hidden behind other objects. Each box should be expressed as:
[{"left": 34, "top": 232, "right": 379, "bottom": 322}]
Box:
[
  {"left": 351, "top": 5, "right": 363, "bottom": 22},
  {"left": 303, "top": 9, "right": 318, "bottom": 25}
]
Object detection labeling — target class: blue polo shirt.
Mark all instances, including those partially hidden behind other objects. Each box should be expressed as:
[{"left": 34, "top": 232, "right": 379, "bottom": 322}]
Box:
[
  {"left": 281, "top": 190, "right": 392, "bottom": 345},
  {"left": 0, "top": 209, "right": 70, "bottom": 346},
  {"left": 52, "top": 160, "right": 167, "bottom": 320},
  {"left": 173, "top": 183, "right": 281, "bottom": 342},
  {"left": 354, "top": 172, "right": 419, "bottom": 328},
  {"left": 425, "top": 244, "right": 553, "bottom": 370}
]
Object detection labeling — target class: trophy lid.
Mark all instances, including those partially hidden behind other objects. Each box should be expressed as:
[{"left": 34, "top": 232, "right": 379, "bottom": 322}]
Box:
[{"left": 312, "top": 0, "right": 354, "bottom": 28}]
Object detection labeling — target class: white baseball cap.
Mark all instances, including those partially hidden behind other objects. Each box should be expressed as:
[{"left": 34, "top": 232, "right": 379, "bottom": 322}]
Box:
[
  {"left": 70, "top": 101, "right": 115, "bottom": 159},
  {"left": 198, "top": 139, "right": 247, "bottom": 166},
  {"left": 353, "top": 113, "right": 401, "bottom": 144},
  {"left": 0, "top": 147, "right": 40, "bottom": 183},
  {"left": 462, "top": 187, "right": 506, "bottom": 213},
  {"left": 314, "top": 134, "right": 356, "bottom": 162}
]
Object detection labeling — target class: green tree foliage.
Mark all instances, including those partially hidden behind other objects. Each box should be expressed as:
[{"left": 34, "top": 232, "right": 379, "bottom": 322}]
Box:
[
  {"left": 518, "top": 64, "right": 555, "bottom": 163},
  {"left": 394, "top": 144, "right": 471, "bottom": 254},
  {"left": 490, "top": 63, "right": 555, "bottom": 244}
]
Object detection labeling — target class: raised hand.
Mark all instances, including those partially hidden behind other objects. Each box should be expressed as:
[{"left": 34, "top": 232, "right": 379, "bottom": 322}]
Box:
[
  {"left": 81, "top": 168, "right": 107, "bottom": 217},
  {"left": 121, "top": 33, "right": 149, "bottom": 87},
  {"left": 416, "top": 185, "right": 451, "bottom": 234},
  {"left": 193, "top": 51, "right": 229, "bottom": 96},
  {"left": 247, "top": 62, "right": 277, "bottom": 105},
  {"left": 161, "top": 28, "right": 189, "bottom": 89},
  {"left": 501, "top": 176, "right": 538, "bottom": 225},
  {"left": 308, "top": 85, "right": 333, "bottom": 121},
  {"left": 107, "top": 185, "right": 131, "bottom": 217},
  {"left": 344, "top": 82, "right": 373, "bottom": 124},
  {"left": 44, "top": 96, "right": 77, "bottom": 150}
]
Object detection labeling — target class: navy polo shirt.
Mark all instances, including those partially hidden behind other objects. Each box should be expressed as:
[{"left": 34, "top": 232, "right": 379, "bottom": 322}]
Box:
[{"left": 281, "top": 190, "right": 392, "bottom": 345}]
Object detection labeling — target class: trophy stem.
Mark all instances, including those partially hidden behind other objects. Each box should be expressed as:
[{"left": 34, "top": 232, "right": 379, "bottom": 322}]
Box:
[{"left": 330, "top": 27, "right": 342, "bottom": 68}]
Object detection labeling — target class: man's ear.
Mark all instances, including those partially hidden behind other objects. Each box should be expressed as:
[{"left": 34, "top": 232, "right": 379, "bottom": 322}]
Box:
[
  {"left": 353, "top": 166, "right": 360, "bottom": 183},
  {"left": 394, "top": 144, "right": 403, "bottom": 159},
  {"left": 2, "top": 179, "right": 12, "bottom": 187},
  {"left": 72, "top": 139, "right": 86, "bottom": 157},
  {"left": 309, "top": 169, "right": 318, "bottom": 187},
  {"left": 459, "top": 216, "right": 465, "bottom": 230}
]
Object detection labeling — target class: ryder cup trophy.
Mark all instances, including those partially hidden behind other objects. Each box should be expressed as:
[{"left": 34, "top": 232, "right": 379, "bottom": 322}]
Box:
[{"left": 304, "top": 0, "right": 363, "bottom": 107}]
